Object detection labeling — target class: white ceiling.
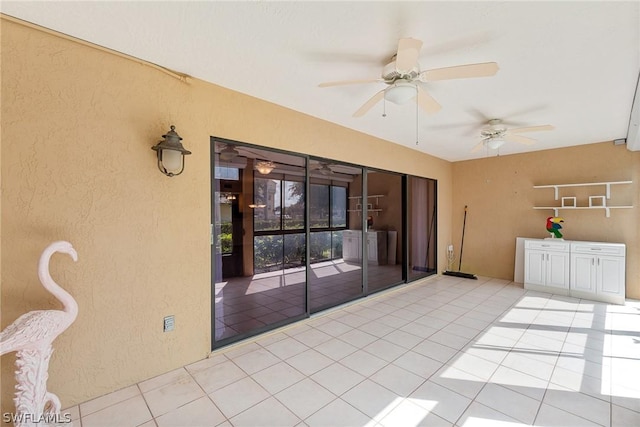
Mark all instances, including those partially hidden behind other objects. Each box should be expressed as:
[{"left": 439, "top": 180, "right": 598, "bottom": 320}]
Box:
[{"left": 2, "top": 1, "right": 639, "bottom": 161}]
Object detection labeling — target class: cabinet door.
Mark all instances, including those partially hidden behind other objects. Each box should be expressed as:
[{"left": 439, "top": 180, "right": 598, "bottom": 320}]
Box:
[
  {"left": 597, "top": 256, "right": 625, "bottom": 298},
  {"left": 343, "top": 234, "right": 361, "bottom": 261},
  {"left": 367, "top": 235, "right": 378, "bottom": 263},
  {"left": 571, "top": 254, "right": 597, "bottom": 293},
  {"left": 547, "top": 251, "right": 570, "bottom": 289},
  {"left": 524, "top": 249, "right": 546, "bottom": 286}
]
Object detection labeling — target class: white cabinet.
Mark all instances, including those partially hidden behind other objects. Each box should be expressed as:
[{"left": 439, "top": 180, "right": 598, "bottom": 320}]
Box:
[
  {"left": 570, "top": 242, "right": 625, "bottom": 304},
  {"left": 524, "top": 239, "right": 570, "bottom": 294},
  {"left": 342, "top": 230, "right": 387, "bottom": 265},
  {"left": 343, "top": 230, "right": 361, "bottom": 262},
  {"left": 524, "top": 238, "right": 626, "bottom": 304},
  {"left": 367, "top": 231, "right": 387, "bottom": 265}
]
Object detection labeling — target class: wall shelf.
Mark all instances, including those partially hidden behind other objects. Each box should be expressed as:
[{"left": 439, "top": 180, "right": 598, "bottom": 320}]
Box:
[
  {"left": 348, "top": 195, "right": 384, "bottom": 215},
  {"left": 533, "top": 181, "right": 633, "bottom": 218},
  {"left": 533, "top": 181, "right": 632, "bottom": 200}
]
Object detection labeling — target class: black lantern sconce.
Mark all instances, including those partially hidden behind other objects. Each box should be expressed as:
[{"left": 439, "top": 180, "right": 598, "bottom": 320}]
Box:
[{"left": 151, "top": 125, "right": 191, "bottom": 177}]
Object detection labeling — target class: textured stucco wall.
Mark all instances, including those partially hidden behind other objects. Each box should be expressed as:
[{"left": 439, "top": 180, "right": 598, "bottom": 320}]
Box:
[
  {"left": 0, "top": 18, "right": 453, "bottom": 410},
  {"left": 452, "top": 142, "right": 640, "bottom": 298}
]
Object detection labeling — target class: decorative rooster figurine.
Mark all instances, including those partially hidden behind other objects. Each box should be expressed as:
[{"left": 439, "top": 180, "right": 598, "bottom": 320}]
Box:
[{"left": 546, "top": 217, "right": 565, "bottom": 239}]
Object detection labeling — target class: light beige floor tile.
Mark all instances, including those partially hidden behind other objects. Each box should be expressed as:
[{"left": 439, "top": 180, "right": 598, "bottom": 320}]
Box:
[
  {"left": 286, "top": 348, "right": 334, "bottom": 376},
  {"left": 490, "top": 365, "right": 548, "bottom": 401},
  {"left": 534, "top": 403, "right": 601, "bottom": 427},
  {"left": 363, "top": 339, "right": 407, "bottom": 362},
  {"left": 381, "top": 329, "right": 424, "bottom": 349},
  {"left": 392, "top": 350, "right": 442, "bottom": 379},
  {"left": 339, "top": 349, "right": 388, "bottom": 377},
  {"left": 229, "top": 397, "right": 300, "bottom": 427},
  {"left": 251, "top": 361, "right": 306, "bottom": 394},
  {"left": 430, "top": 364, "right": 485, "bottom": 400},
  {"left": 275, "top": 378, "right": 336, "bottom": 419},
  {"left": 412, "top": 339, "right": 458, "bottom": 363},
  {"left": 475, "top": 383, "right": 541, "bottom": 424},
  {"left": 143, "top": 375, "right": 205, "bottom": 418},
  {"left": 264, "top": 336, "right": 310, "bottom": 360},
  {"left": 370, "top": 364, "right": 425, "bottom": 397},
  {"left": 456, "top": 401, "right": 520, "bottom": 427},
  {"left": 291, "top": 327, "right": 333, "bottom": 347},
  {"left": 612, "top": 403, "right": 640, "bottom": 427},
  {"left": 154, "top": 396, "right": 225, "bottom": 427},
  {"left": 337, "top": 328, "right": 379, "bottom": 348},
  {"left": 81, "top": 395, "right": 152, "bottom": 427},
  {"left": 409, "top": 380, "right": 471, "bottom": 424},
  {"left": 139, "top": 368, "right": 191, "bottom": 393},
  {"left": 341, "top": 379, "right": 402, "bottom": 421},
  {"left": 184, "top": 353, "right": 228, "bottom": 375},
  {"left": 543, "top": 388, "right": 611, "bottom": 426},
  {"left": 62, "top": 405, "right": 80, "bottom": 422},
  {"left": 378, "top": 397, "right": 433, "bottom": 427},
  {"left": 310, "top": 362, "right": 365, "bottom": 396},
  {"left": 232, "top": 347, "right": 282, "bottom": 375},
  {"left": 80, "top": 385, "right": 140, "bottom": 417},
  {"left": 209, "top": 376, "right": 270, "bottom": 418},
  {"left": 314, "top": 337, "right": 358, "bottom": 361},
  {"left": 304, "top": 398, "right": 371, "bottom": 427},
  {"left": 190, "top": 360, "right": 246, "bottom": 393}
]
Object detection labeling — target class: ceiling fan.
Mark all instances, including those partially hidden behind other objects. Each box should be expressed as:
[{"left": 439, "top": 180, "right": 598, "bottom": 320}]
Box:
[
  {"left": 472, "top": 119, "right": 554, "bottom": 152},
  {"left": 318, "top": 37, "right": 499, "bottom": 117}
]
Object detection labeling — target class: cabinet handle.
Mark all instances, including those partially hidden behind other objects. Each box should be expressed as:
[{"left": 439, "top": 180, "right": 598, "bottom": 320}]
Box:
[
  {"left": 598, "top": 258, "right": 600, "bottom": 266},
  {"left": 591, "top": 258, "right": 594, "bottom": 266}
]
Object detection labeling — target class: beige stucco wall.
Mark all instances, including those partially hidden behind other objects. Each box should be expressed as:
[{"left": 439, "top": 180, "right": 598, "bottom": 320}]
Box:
[
  {"left": 0, "top": 18, "right": 453, "bottom": 409},
  {"left": 452, "top": 142, "right": 640, "bottom": 298}
]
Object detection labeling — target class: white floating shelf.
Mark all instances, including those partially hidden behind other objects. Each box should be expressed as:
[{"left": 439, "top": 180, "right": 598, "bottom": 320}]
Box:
[
  {"left": 533, "top": 205, "right": 634, "bottom": 218},
  {"left": 534, "top": 181, "right": 632, "bottom": 200}
]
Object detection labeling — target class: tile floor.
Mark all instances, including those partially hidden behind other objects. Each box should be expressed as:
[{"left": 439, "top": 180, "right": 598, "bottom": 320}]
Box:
[{"left": 66, "top": 275, "right": 640, "bottom": 426}]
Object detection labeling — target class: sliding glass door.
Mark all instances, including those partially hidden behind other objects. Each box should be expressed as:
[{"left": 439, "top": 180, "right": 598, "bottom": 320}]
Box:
[
  {"left": 212, "top": 141, "right": 307, "bottom": 345},
  {"left": 308, "top": 159, "right": 364, "bottom": 312},
  {"left": 212, "top": 138, "right": 437, "bottom": 348}
]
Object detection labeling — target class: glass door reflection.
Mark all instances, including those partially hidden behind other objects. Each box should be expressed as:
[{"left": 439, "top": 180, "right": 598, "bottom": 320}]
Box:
[{"left": 308, "top": 160, "right": 364, "bottom": 312}]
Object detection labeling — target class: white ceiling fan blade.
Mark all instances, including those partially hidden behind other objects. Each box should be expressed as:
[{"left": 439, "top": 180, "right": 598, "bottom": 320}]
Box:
[
  {"left": 420, "top": 62, "right": 499, "bottom": 82},
  {"left": 504, "top": 133, "right": 536, "bottom": 145},
  {"left": 471, "top": 140, "right": 486, "bottom": 153},
  {"left": 416, "top": 86, "right": 442, "bottom": 114},
  {"left": 395, "top": 38, "right": 423, "bottom": 73},
  {"left": 509, "top": 125, "right": 555, "bottom": 134},
  {"left": 353, "top": 90, "right": 385, "bottom": 117},
  {"left": 318, "top": 78, "right": 383, "bottom": 88}
]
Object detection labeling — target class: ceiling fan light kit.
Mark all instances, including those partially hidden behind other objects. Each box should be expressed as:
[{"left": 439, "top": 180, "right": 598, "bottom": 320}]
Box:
[
  {"left": 319, "top": 37, "right": 499, "bottom": 119},
  {"left": 385, "top": 82, "right": 417, "bottom": 105},
  {"left": 255, "top": 160, "right": 275, "bottom": 175}
]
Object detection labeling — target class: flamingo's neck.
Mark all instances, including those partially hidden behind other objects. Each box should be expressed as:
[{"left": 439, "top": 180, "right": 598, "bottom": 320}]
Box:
[{"left": 37, "top": 245, "right": 78, "bottom": 320}]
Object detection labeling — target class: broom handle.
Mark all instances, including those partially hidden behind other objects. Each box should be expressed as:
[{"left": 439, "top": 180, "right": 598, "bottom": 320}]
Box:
[{"left": 459, "top": 205, "right": 468, "bottom": 271}]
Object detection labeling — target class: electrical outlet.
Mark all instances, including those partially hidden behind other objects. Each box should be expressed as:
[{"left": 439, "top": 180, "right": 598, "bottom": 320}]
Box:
[{"left": 163, "top": 315, "right": 175, "bottom": 332}]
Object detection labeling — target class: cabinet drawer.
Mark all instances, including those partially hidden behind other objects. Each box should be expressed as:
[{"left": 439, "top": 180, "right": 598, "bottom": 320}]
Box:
[
  {"left": 571, "top": 242, "right": 625, "bottom": 256},
  {"left": 524, "top": 239, "right": 569, "bottom": 252}
]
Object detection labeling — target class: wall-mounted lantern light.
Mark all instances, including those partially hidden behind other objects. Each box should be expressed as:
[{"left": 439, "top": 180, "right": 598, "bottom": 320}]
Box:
[{"left": 151, "top": 125, "right": 191, "bottom": 177}]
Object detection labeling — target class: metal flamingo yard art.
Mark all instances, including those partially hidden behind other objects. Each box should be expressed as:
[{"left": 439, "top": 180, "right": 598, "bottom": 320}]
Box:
[{"left": 0, "top": 241, "right": 78, "bottom": 426}]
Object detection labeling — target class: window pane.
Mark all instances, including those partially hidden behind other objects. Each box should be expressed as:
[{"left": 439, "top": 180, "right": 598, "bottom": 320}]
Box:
[
  {"left": 331, "top": 186, "right": 347, "bottom": 228},
  {"left": 310, "top": 184, "right": 329, "bottom": 228},
  {"left": 254, "top": 177, "right": 281, "bottom": 231},
  {"left": 310, "top": 231, "right": 332, "bottom": 263},
  {"left": 254, "top": 235, "right": 283, "bottom": 273},
  {"left": 284, "top": 233, "right": 306, "bottom": 268},
  {"left": 284, "top": 180, "right": 305, "bottom": 230}
]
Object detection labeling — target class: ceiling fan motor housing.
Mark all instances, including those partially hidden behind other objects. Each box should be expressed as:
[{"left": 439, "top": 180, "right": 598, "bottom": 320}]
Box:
[{"left": 382, "top": 59, "right": 420, "bottom": 82}]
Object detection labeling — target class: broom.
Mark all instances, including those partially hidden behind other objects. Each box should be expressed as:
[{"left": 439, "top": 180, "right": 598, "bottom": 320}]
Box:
[{"left": 443, "top": 205, "right": 478, "bottom": 280}]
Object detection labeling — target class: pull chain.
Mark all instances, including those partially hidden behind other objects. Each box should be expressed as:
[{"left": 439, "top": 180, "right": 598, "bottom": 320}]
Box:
[
  {"left": 382, "top": 96, "right": 387, "bottom": 118},
  {"left": 415, "top": 86, "right": 419, "bottom": 145}
]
